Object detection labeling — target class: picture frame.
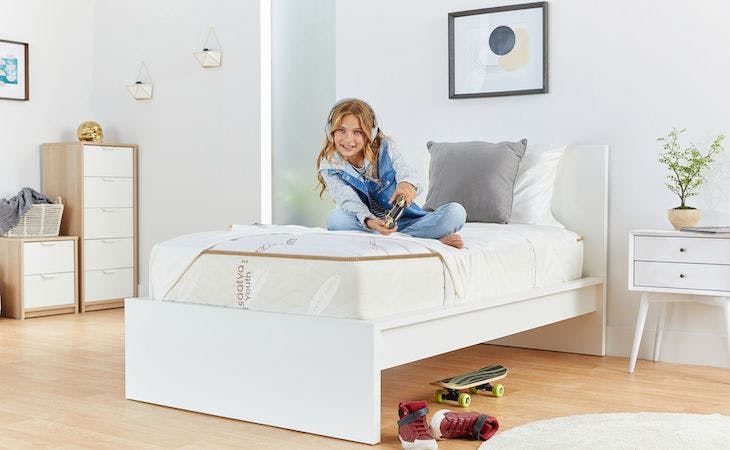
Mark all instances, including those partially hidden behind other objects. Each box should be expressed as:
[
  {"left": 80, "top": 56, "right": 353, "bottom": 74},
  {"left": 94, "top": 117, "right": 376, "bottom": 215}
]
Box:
[
  {"left": 0, "top": 39, "right": 29, "bottom": 101},
  {"left": 449, "top": 2, "right": 548, "bottom": 98}
]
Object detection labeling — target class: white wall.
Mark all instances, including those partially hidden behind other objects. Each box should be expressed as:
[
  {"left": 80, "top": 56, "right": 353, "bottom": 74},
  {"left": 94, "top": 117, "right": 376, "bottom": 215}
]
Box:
[
  {"left": 0, "top": 0, "right": 94, "bottom": 197},
  {"left": 335, "top": 0, "right": 730, "bottom": 367},
  {"left": 92, "top": 0, "right": 262, "bottom": 291}
]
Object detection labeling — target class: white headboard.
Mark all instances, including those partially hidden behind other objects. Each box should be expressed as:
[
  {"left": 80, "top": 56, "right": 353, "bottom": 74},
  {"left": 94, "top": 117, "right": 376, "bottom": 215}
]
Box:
[{"left": 552, "top": 145, "right": 609, "bottom": 278}]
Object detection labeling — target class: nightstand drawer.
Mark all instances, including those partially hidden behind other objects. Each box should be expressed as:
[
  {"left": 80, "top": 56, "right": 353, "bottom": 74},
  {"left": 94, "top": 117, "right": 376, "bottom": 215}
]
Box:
[
  {"left": 634, "top": 261, "right": 730, "bottom": 292},
  {"left": 634, "top": 236, "right": 730, "bottom": 264},
  {"left": 23, "top": 241, "right": 75, "bottom": 275},
  {"left": 84, "top": 177, "right": 134, "bottom": 207},
  {"left": 23, "top": 272, "right": 76, "bottom": 309}
]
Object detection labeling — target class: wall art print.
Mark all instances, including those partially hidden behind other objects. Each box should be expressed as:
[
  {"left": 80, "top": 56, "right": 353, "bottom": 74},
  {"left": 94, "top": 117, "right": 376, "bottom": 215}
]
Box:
[
  {"left": 0, "top": 39, "right": 29, "bottom": 101},
  {"left": 449, "top": 2, "right": 547, "bottom": 98}
]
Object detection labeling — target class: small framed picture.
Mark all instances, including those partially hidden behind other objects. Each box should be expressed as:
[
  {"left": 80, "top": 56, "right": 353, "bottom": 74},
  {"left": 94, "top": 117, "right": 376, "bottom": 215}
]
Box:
[
  {"left": 449, "top": 2, "right": 547, "bottom": 98},
  {"left": 0, "top": 39, "right": 29, "bottom": 101}
]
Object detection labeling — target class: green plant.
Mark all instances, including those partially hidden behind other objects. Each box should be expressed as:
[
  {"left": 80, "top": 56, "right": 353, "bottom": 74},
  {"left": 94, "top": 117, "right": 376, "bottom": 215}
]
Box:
[{"left": 657, "top": 128, "right": 725, "bottom": 209}]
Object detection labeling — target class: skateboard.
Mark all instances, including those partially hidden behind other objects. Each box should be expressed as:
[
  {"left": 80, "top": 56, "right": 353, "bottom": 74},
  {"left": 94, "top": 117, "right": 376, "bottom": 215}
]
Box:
[{"left": 432, "top": 365, "right": 507, "bottom": 407}]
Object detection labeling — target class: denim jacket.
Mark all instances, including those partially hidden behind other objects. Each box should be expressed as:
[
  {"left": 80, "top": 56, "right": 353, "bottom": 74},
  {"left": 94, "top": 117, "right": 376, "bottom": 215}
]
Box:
[{"left": 319, "top": 138, "right": 427, "bottom": 225}]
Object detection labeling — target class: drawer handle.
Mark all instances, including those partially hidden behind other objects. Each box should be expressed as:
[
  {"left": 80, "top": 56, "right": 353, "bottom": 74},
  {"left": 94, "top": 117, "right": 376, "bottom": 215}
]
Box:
[
  {"left": 679, "top": 248, "right": 686, "bottom": 253},
  {"left": 101, "top": 177, "right": 116, "bottom": 182},
  {"left": 40, "top": 242, "right": 57, "bottom": 247},
  {"left": 40, "top": 274, "right": 58, "bottom": 280},
  {"left": 679, "top": 273, "right": 686, "bottom": 279},
  {"left": 101, "top": 239, "right": 118, "bottom": 244},
  {"left": 102, "top": 270, "right": 116, "bottom": 275},
  {"left": 100, "top": 208, "right": 116, "bottom": 213}
]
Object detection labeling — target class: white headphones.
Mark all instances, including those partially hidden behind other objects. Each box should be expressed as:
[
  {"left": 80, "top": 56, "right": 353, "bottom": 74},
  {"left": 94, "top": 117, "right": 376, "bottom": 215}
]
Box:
[{"left": 325, "top": 98, "right": 379, "bottom": 143}]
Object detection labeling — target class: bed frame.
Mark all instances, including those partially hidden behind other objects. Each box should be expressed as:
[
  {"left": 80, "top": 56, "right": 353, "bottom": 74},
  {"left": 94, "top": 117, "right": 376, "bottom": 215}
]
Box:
[{"left": 125, "top": 145, "right": 608, "bottom": 444}]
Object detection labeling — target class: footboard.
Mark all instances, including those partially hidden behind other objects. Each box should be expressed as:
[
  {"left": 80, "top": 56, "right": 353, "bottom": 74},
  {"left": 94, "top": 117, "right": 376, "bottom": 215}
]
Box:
[{"left": 125, "top": 299, "right": 381, "bottom": 444}]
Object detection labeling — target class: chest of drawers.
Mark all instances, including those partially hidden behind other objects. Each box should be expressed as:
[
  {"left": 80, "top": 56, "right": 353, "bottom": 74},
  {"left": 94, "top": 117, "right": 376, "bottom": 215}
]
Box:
[
  {"left": 0, "top": 236, "right": 78, "bottom": 319},
  {"left": 42, "top": 142, "right": 138, "bottom": 311}
]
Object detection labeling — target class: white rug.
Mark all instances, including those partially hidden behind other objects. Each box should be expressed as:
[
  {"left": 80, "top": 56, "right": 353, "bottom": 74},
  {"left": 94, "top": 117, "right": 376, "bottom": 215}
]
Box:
[{"left": 480, "top": 412, "right": 730, "bottom": 449}]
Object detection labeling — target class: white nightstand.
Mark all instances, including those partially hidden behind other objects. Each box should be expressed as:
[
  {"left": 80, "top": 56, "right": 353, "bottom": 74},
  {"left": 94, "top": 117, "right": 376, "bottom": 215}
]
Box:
[
  {"left": 0, "top": 236, "right": 79, "bottom": 319},
  {"left": 628, "top": 229, "right": 730, "bottom": 373}
]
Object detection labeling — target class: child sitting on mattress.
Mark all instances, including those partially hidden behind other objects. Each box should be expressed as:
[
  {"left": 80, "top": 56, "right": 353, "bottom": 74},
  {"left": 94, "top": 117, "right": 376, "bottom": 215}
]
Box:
[{"left": 316, "top": 98, "right": 466, "bottom": 249}]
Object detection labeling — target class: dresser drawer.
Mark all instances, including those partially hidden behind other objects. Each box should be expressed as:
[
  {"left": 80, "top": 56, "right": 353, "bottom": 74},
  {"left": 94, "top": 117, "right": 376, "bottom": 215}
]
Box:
[
  {"left": 634, "top": 235, "right": 730, "bottom": 264},
  {"left": 84, "top": 208, "right": 134, "bottom": 239},
  {"left": 23, "top": 241, "right": 75, "bottom": 275},
  {"left": 634, "top": 261, "right": 730, "bottom": 292},
  {"left": 84, "top": 177, "right": 134, "bottom": 208},
  {"left": 84, "top": 238, "right": 134, "bottom": 270},
  {"left": 83, "top": 146, "right": 133, "bottom": 177},
  {"left": 24, "top": 272, "right": 76, "bottom": 309},
  {"left": 84, "top": 267, "right": 134, "bottom": 302}
]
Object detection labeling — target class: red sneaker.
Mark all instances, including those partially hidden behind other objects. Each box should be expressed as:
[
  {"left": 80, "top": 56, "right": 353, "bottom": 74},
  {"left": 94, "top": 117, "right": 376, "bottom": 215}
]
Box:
[
  {"left": 397, "top": 401, "right": 438, "bottom": 450},
  {"left": 430, "top": 409, "right": 499, "bottom": 441}
]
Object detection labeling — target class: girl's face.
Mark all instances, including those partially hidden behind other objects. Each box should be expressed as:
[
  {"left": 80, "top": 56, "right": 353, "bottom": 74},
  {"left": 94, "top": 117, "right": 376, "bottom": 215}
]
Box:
[{"left": 333, "top": 114, "right": 367, "bottom": 165}]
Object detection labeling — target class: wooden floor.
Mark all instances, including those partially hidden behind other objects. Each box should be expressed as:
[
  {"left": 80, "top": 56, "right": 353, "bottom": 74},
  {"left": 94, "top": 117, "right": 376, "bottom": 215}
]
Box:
[{"left": 1, "top": 309, "right": 729, "bottom": 449}]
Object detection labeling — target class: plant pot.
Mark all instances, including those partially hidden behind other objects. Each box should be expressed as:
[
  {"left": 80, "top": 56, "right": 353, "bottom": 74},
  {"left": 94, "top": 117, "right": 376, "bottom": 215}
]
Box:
[{"left": 667, "top": 208, "right": 700, "bottom": 229}]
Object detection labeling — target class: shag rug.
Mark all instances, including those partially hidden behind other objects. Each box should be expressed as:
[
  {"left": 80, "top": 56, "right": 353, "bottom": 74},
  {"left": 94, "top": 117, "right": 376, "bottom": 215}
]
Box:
[{"left": 480, "top": 412, "right": 730, "bottom": 449}]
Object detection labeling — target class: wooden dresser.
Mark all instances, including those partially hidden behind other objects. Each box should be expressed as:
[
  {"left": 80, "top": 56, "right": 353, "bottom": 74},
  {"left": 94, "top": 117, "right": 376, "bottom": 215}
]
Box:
[{"left": 41, "top": 142, "right": 138, "bottom": 311}]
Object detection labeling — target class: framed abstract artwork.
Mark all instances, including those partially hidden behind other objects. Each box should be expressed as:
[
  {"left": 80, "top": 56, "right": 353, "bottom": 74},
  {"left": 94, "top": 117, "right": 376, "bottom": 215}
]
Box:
[
  {"left": 0, "top": 39, "right": 29, "bottom": 101},
  {"left": 449, "top": 2, "right": 547, "bottom": 98}
]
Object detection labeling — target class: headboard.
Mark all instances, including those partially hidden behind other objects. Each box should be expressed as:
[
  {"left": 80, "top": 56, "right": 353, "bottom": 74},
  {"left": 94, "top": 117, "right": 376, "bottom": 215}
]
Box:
[{"left": 552, "top": 145, "right": 609, "bottom": 278}]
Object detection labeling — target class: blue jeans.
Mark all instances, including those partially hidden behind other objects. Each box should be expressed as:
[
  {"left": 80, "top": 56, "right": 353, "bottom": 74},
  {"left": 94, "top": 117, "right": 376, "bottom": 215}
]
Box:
[{"left": 326, "top": 202, "right": 466, "bottom": 239}]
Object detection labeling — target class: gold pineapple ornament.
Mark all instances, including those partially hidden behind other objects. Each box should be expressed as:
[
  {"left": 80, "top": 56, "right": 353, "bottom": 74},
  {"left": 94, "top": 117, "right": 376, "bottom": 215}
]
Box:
[{"left": 77, "top": 121, "right": 104, "bottom": 143}]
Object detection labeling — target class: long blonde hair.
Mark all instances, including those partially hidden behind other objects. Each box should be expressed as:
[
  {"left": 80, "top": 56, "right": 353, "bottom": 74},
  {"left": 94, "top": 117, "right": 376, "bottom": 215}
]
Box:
[{"left": 316, "top": 99, "right": 383, "bottom": 197}]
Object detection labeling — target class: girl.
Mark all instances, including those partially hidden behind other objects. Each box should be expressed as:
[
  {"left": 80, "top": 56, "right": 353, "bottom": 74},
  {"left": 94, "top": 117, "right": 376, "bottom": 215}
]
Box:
[{"left": 316, "top": 98, "right": 466, "bottom": 248}]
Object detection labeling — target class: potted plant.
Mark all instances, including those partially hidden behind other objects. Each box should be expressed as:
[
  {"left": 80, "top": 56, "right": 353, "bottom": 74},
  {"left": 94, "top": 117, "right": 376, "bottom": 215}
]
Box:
[{"left": 658, "top": 128, "right": 725, "bottom": 229}]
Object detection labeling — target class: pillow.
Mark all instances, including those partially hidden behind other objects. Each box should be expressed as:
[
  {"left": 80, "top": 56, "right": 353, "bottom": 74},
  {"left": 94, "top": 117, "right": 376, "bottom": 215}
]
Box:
[
  {"left": 423, "top": 139, "right": 527, "bottom": 223},
  {"left": 510, "top": 143, "right": 567, "bottom": 228}
]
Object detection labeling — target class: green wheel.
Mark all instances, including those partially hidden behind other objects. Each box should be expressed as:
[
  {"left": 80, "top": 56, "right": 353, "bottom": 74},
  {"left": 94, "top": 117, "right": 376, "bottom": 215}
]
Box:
[
  {"left": 457, "top": 392, "right": 471, "bottom": 407},
  {"left": 470, "top": 387, "right": 479, "bottom": 394},
  {"left": 492, "top": 384, "right": 505, "bottom": 398},
  {"left": 435, "top": 390, "right": 446, "bottom": 403}
]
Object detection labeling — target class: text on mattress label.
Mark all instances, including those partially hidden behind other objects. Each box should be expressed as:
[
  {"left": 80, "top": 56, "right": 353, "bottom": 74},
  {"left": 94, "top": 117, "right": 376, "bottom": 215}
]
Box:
[{"left": 236, "top": 259, "right": 252, "bottom": 306}]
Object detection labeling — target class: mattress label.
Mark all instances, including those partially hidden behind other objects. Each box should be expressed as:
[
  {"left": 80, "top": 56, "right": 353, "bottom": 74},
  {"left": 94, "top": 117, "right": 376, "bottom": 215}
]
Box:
[{"left": 236, "top": 259, "right": 252, "bottom": 306}]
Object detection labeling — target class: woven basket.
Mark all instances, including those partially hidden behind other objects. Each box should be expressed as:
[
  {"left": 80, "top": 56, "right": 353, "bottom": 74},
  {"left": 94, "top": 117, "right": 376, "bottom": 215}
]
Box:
[{"left": 2, "top": 199, "right": 64, "bottom": 238}]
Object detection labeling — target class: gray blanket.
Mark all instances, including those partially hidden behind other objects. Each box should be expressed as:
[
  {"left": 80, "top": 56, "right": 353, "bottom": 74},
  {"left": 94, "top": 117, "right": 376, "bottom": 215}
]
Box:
[{"left": 0, "top": 187, "right": 53, "bottom": 233}]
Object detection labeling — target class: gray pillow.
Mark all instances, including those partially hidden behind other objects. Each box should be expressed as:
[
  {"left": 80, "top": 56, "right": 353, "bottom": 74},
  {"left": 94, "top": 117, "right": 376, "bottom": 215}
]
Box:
[{"left": 423, "top": 139, "right": 527, "bottom": 223}]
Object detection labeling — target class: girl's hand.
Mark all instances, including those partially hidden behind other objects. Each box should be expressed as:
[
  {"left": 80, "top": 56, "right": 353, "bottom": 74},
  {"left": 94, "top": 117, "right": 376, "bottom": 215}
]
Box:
[
  {"left": 390, "top": 182, "right": 417, "bottom": 207},
  {"left": 365, "top": 218, "right": 397, "bottom": 235}
]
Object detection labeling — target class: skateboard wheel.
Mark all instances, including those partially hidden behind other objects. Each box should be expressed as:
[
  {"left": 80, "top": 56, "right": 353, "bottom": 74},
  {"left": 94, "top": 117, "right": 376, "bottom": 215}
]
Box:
[
  {"left": 435, "top": 390, "right": 446, "bottom": 403},
  {"left": 457, "top": 393, "right": 471, "bottom": 407},
  {"left": 492, "top": 384, "right": 505, "bottom": 397},
  {"left": 470, "top": 387, "right": 479, "bottom": 394}
]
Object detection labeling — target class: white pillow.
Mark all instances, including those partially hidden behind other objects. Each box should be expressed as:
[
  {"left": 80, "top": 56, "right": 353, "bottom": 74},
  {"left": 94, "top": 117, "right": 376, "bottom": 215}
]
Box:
[{"left": 510, "top": 143, "right": 567, "bottom": 228}]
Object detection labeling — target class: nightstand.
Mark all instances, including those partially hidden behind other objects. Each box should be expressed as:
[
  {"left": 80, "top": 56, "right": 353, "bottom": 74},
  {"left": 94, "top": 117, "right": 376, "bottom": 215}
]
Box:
[
  {"left": 628, "top": 229, "right": 730, "bottom": 373},
  {"left": 0, "top": 236, "right": 79, "bottom": 319}
]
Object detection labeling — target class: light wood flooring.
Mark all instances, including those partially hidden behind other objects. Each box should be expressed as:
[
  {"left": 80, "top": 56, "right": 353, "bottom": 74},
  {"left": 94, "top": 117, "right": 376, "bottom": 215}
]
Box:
[{"left": 1, "top": 309, "right": 729, "bottom": 449}]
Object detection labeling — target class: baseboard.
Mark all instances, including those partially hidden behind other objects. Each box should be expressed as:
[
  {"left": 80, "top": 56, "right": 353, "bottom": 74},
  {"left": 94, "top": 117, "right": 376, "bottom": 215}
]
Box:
[{"left": 607, "top": 325, "right": 729, "bottom": 368}]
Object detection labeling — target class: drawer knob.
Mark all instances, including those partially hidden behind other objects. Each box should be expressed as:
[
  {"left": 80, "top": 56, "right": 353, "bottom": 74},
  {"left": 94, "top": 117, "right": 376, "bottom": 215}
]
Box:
[
  {"left": 679, "top": 273, "right": 686, "bottom": 278},
  {"left": 679, "top": 248, "right": 686, "bottom": 252}
]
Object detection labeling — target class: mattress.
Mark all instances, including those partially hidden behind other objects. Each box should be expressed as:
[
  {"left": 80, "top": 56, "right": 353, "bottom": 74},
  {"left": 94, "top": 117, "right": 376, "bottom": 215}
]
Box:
[{"left": 157, "top": 223, "right": 583, "bottom": 320}]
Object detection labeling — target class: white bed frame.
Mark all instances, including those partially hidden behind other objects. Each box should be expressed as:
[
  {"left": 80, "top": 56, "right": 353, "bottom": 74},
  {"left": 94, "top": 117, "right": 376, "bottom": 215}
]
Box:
[{"left": 125, "top": 145, "right": 608, "bottom": 444}]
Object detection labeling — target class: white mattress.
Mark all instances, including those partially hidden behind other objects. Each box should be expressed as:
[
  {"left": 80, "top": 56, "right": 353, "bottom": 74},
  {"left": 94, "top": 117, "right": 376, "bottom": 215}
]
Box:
[{"left": 159, "top": 224, "right": 583, "bottom": 320}]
